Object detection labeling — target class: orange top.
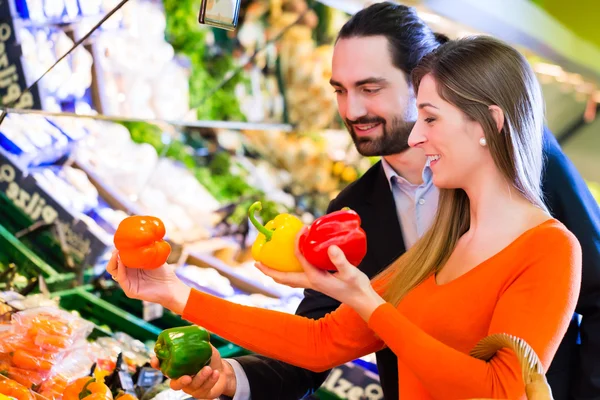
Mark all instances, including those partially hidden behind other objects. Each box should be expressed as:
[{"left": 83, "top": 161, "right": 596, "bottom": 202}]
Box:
[{"left": 183, "top": 219, "right": 581, "bottom": 399}]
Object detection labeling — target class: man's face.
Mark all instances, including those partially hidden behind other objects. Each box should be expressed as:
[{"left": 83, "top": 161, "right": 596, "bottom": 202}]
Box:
[{"left": 330, "top": 36, "right": 417, "bottom": 156}]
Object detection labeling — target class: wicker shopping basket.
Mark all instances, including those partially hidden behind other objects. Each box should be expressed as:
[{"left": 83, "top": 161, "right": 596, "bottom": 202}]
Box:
[{"left": 467, "top": 333, "right": 553, "bottom": 400}]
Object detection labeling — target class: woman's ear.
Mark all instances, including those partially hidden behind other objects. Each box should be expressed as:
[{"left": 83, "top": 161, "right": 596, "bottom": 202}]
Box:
[{"left": 488, "top": 105, "right": 505, "bottom": 133}]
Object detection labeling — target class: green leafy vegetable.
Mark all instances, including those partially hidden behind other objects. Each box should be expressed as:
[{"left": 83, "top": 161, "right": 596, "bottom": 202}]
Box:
[{"left": 162, "top": 0, "right": 247, "bottom": 121}]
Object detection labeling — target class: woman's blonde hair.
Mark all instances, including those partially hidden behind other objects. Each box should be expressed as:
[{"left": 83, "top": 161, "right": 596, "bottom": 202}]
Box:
[{"left": 377, "top": 36, "right": 547, "bottom": 306}]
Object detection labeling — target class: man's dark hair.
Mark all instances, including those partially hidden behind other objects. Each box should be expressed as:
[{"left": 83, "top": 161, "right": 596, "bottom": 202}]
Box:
[{"left": 337, "top": 2, "right": 449, "bottom": 76}]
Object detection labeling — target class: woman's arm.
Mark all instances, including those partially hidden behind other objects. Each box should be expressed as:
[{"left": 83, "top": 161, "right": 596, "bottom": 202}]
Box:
[
  {"left": 176, "top": 288, "right": 385, "bottom": 372},
  {"left": 365, "top": 226, "right": 582, "bottom": 399}
]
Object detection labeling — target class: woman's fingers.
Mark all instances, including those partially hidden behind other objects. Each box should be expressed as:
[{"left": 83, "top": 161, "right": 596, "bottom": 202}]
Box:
[
  {"left": 106, "top": 250, "right": 119, "bottom": 278},
  {"left": 327, "top": 245, "right": 353, "bottom": 275}
]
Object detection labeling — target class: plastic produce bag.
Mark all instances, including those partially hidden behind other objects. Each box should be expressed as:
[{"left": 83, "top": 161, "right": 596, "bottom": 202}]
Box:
[
  {"left": 0, "top": 308, "right": 95, "bottom": 389},
  {"left": 38, "top": 343, "right": 97, "bottom": 399},
  {"left": 12, "top": 307, "right": 94, "bottom": 349}
]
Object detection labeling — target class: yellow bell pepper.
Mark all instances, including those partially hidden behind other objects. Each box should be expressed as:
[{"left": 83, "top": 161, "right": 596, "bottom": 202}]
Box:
[{"left": 248, "top": 201, "right": 304, "bottom": 272}]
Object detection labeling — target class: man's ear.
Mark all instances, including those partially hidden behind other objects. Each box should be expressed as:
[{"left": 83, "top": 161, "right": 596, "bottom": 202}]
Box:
[{"left": 488, "top": 105, "right": 505, "bottom": 133}]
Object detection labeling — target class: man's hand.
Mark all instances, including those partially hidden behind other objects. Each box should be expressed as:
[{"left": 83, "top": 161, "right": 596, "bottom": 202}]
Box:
[{"left": 151, "top": 344, "right": 237, "bottom": 399}]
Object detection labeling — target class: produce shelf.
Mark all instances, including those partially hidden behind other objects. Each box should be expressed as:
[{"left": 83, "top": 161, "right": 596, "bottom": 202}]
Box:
[
  {"left": 54, "top": 286, "right": 162, "bottom": 342},
  {"left": 0, "top": 108, "right": 294, "bottom": 133}
]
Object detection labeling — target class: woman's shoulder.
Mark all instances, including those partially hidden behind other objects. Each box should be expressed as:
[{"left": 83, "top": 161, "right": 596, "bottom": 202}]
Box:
[
  {"left": 527, "top": 218, "right": 578, "bottom": 244},
  {"left": 515, "top": 218, "right": 581, "bottom": 262}
]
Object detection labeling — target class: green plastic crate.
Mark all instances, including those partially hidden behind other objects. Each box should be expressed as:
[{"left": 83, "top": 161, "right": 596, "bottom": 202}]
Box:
[
  {"left": 0, "top": 222, "right": 75, "bottom": 292},
  {"left": 0, "top": 192, "right": 84, "bottom": 273},
  {"left": 55, "top": 286, "right": 162, "bottom": 342},
  {"left": 90, "top": 286, "right": 250, "bottom": 358}
]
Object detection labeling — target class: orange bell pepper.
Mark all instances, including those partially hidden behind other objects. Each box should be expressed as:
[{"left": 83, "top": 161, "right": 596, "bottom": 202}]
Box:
[
  {"left": 62, "top": 377, "right": 92, "bottom": 400},
  {"left": 81, "top": 395, "right": 112, "bottom": 400},
  {"left": 79, "top": 379, "right": 113, "bottom": 400},
  {"left": 115, "top": 393, "right": 137, "bottom": 400},
  {"left": 0, "top": 377, "right": 35, "bottom": 400},
  {"left": 113, "top": 216, "right": 171, "bottom": 269}
]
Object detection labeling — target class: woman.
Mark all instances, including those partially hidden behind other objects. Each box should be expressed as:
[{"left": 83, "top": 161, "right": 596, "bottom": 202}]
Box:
[{"left": 108, "top": 36, "right": 581, "bottom": 399}]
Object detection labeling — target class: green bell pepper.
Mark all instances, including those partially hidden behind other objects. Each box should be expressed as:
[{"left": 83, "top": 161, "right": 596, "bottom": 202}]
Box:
[{"left": 154, "top": 326, "right": 213, "bottom": 379}]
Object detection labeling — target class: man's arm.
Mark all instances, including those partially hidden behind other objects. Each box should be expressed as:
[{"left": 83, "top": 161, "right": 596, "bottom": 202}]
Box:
[
  {"left": 541, "top": 129, "right": 600, "bottom": 399},
  {"left": 229, "top": 199, "right": 346, "bottom": 400}
]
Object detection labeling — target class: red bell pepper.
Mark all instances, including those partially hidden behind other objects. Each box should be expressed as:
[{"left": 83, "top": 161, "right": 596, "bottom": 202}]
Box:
[
  {"left": 113, "top": 216, "right": 171, "bottom": 270},
  {"left": 298, "top": 208, "right": 367, "bottom": 271}
]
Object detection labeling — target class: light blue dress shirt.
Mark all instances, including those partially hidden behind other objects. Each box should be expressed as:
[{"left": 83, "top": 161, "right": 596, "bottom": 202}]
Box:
[
  {"left": 223, "top": 158, "right": 440, "bottom": 400},
  {"left": 380, "top": 158, "right": 439, "bottom": 249}
]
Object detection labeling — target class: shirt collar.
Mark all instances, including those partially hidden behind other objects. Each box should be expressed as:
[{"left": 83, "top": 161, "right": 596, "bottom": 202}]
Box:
[{"left": 381, "top": 157, "right": 433, "bottom": 189}]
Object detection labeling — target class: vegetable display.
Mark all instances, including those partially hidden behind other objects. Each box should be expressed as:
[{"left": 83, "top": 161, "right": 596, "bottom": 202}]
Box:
[
  {"left": 298, "top": 208, "right": 367, "bottom": 271},
  {"left": 154, "top": 326, "right": 213, "bottom": 379},
  {"left": 78, "top": 378, "right": 113, "bottom": 400},
  {"left": 162, "top": 0, "right": 246, "bottom": 122},
  {"left": 248, "top": 201, "right": 304, "bottom": 272},
  {"left": 0, "top": 378, "right": 35, "bottom": 400},
  {"left": 113, "top": 216, "right": 172, "bottom": 270},
  {"left": 62, "top": 377, "right": 96, "bottom": 400}
]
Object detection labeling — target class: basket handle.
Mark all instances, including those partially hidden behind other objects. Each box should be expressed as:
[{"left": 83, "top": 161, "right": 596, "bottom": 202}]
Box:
[{"left": 468, "top": 333, "right": 553, "bottom": 400}]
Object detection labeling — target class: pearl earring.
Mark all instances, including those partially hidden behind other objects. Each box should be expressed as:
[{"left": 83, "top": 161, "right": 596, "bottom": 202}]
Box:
[{"left": 479, "top": 137, "right": 487, "bottom": 146}]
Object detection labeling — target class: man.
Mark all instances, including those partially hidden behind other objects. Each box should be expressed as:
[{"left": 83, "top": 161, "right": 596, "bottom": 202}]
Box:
[{"left": 173, "top": 2, "right": 600, "bottom": 399}]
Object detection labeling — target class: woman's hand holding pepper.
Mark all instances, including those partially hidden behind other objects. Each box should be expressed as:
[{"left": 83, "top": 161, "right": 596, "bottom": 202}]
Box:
[
  {"left": 106, "top": 250, "right": 190, "bottom": 315},
  {"left": 255, "top": 229, "right": 385, "bottom": 321}
]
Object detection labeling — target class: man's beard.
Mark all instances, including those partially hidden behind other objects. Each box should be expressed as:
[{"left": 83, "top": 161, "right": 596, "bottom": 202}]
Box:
[{"left": 346, "top": 116, "right": 414, "bottom": 157}]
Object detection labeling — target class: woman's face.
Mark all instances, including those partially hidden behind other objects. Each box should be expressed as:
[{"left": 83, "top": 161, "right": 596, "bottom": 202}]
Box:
[{"left": 408, "top": 74, "right": 492, "bottom": 189}]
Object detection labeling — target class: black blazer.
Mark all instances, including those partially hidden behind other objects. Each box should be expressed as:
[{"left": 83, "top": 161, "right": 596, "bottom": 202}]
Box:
[{"left": 233, "top": 127, "right": 600, "bottom": 400}]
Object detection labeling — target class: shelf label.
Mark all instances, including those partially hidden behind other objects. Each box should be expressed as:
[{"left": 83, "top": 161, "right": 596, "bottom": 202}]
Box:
[{"left": 0, "top": 0, "right": 41, "bottom": 109}]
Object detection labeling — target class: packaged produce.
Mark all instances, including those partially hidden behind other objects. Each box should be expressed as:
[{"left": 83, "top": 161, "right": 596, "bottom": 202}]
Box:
[
  {"left": 113, "top": 216, "right": 171, "bottom": 269},
  {"left": 38, "top": 375, "right": 69, "bottom": 400},
  {"left": 31, "top": 166, "right": 99, "bottom": 215},
  {"left": 0, "top": 375, "right": 35, "bottom": 400},
  {"left": 91, "top": 0, "right": 189, "bottom": 119},
  {"left": 0, "top": 307, "right": 95, "bottom": 390},
  {"left": 0, "top": 114, "right": 70, "bottom": 168},
  {"left": 17, "top": 25, "right": 94, "bottom": 111},
  {"left": 154, "top": 326, "right": 212, "bottom": 380},
  {"left": 248, "top": 201, "right": 304, "bottom": 272},
  {"left": 298, "top": 208, "right": 367, "bottom": 271}
]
